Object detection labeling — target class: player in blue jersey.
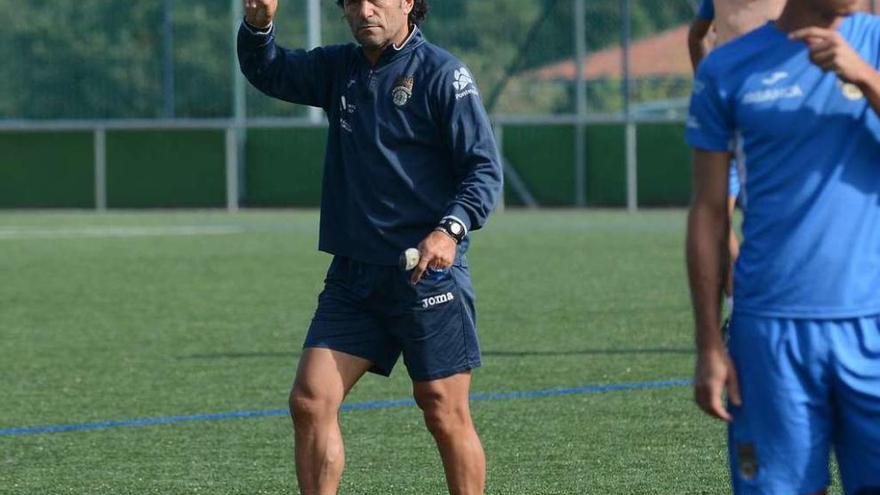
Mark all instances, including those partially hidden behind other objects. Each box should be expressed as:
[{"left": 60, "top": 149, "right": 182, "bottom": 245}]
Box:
[
  {"left": 239, "top": 0, "right": 502, "bottom": 493},
  {"left": 687, "top": 0, "right": 880, "bottom": 493}
]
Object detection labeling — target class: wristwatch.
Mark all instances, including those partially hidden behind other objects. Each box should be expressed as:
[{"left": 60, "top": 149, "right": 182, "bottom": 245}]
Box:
[{"left": 435, "top": 216, "right": 466, "bottom": 244}]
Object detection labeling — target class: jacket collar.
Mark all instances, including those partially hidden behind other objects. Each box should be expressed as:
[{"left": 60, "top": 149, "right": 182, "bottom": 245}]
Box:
[{"left": 359, "top": 25, "right": 425, "bottom": 67}]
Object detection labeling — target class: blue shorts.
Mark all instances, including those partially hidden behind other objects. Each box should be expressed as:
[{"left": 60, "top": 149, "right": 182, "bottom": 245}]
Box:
[
  {"left": 304, "top": 255, "right": 480, "bottom": 382},
  {"left": 729, "top": 160, "right": 741, "bottom": 199},
  {"left": 727, "top": 313, "right": 880, "bottom": 495}
]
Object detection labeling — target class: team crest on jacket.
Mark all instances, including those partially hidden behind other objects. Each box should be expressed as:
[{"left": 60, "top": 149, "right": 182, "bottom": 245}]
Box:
[{"left": 392, "top": 76, "right": 414, "bottom": 107}]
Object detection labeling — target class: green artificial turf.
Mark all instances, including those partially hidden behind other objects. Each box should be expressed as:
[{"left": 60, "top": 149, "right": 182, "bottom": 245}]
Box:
[{"left": 0, "top": 210, "right": 841, "bottom": 494}]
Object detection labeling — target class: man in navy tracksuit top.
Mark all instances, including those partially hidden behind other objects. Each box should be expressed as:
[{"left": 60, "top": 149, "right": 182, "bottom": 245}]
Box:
[{"left": 238, "top": 0, "right": 502, "bottom": 493}]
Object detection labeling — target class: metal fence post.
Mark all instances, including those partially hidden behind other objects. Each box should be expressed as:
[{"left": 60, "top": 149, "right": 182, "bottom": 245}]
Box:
[
  {"left": 307, "top": 0, "right": 323, "bottom": 124},
  {"left": 231, "top": 0, "right": 247, "bottom": 209},
  {"left": 94, "top": 128, "right": 107, "bottom": 211},
  {"left": 574, "top": 0, "right": 587, "bottom": 207},
  {"left": 622, "top": 0, "right": 637, "bottom": 212},
  {"left": 226, "top": 0, "right": 247, "bottom": 212},
  {"left": 162, "top": 0, "right": 176, "bottom": 118},
  {"left": 226, "top": 126, "right": 240, "bottom": 212},
  {"left": 626, "top": 123, "right": 638, "bottom": 213}
]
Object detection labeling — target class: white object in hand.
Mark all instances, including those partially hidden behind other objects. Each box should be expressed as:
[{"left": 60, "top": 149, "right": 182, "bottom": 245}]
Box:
[{"left": 400, "top": 248, "right": 420, "bottom": 271}]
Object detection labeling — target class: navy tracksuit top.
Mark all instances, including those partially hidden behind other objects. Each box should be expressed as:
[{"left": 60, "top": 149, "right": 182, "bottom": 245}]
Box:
[{"left": 238, "top": 23, "right": 504, "bottom": 266}]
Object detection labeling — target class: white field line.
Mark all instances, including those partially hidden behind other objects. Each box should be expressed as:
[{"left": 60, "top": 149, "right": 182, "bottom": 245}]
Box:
[{"left": 0, "top": 226, "right": 245, "bottom": 240}]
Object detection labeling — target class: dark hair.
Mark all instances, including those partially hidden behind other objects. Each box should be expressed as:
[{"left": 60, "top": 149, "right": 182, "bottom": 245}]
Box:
[{"left": 337, "top": 0, "right": 429, "bottom": 26}]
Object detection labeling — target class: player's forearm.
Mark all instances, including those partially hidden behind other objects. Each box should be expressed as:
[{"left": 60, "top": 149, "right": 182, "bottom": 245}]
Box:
[
  {"left": 237, "top": 22, "right": 280, "bottom": 84},
  {"left": 238, "top": 23, "right": 329, "bottom": 108},
  {"left": 686, "top": 202, "right": 728, "bottom": 353},
  {"left": 687, "top": 33, "right": 708, "bottom": 71},
  {"left": 789, "top": 26, "right": 880, "bottom": 117},
  {"left": 444, "top": 105, "right": 504, "bottom": 231},
  {"left": 445, "top": 158, "right": 503, "bottom": 232},
  {"left": 688, "top": 39, "right": 707, "bottom": 72},
  {"left": 687, "top": 19, "right": 712, "bottom": 71},
  {"left": 853, "top": 67, "right": 880, "bottom": 118}
]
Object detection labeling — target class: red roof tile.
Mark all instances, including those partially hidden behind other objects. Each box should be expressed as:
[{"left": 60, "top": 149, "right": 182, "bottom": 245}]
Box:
[{"left": 528, "top": 25, "right": 692, "bottom": 80}]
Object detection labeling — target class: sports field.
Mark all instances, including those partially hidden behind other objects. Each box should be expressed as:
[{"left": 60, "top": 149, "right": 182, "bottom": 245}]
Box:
[{"left": 0, "top": 210, "right": 828, "bottom": 494}]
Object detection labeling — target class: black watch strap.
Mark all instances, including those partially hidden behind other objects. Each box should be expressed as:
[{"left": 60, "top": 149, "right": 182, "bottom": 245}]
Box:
[{"left": 435, "top": 217, "right": 466, "bottom": 244}]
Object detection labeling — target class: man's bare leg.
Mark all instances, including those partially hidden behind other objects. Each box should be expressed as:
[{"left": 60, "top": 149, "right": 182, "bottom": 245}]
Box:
[
  {"left": 413, "top": 371, "right": 485, "bottom": 495},
  {"left": 289, "top": 348, "right": 373, "bottom": 495}
]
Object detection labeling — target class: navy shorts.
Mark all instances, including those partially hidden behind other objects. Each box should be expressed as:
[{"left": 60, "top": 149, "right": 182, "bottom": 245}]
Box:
[{"left": 304, "top": 255, "right": 481, "bottom": 382}]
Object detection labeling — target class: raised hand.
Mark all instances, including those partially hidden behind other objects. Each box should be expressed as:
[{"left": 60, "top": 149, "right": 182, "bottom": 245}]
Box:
[
  {"left": 790, "top": 27, "right": 873, "bottom": 85},
  {"left": 244, "top": 0, "right": 277, "bottom": 30}
]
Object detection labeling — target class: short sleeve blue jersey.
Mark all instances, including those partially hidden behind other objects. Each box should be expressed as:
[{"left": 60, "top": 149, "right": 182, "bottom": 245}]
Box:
[
  {"left": 698, "top": 0, "right": 715, "bottom": 21},
  {"left": 687, "top": 14, "right": 880, "bottom": 318}
]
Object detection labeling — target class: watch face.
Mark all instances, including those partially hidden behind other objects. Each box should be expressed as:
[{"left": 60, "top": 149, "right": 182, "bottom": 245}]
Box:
[{"left": 450, "top": 222, "right": 463, "bottom": 235}]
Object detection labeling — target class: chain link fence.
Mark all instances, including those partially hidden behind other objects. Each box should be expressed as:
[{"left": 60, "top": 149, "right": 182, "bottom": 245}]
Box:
[
  {"left": 10, "top": 0, "right": 876, "bottom": 210},
  {"left": 0, "top": 0, "right": 705, "bottom": 121}
]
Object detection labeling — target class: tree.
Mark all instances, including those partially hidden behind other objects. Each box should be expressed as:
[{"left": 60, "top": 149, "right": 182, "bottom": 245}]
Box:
[{"left": 0, "top": 0, "right": 698, "bottom": 119}]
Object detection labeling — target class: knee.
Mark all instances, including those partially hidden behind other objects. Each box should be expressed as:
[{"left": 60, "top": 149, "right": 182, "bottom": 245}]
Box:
[
  {"left": 415, "top": 390, "right": 471, "bottom": 439},
  {"left": 288, "top": 385, "right": 339, "bottom": 427}
]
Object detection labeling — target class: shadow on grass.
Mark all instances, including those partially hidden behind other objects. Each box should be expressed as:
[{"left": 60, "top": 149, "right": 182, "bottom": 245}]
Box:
[{"left": 178, "top": 347, "right": 693, "bottom": 360}]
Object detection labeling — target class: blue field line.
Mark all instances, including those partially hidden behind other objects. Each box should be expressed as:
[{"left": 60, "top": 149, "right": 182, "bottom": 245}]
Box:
[{"left": 0, "top": 378, "right": 690, "bottom": 437}]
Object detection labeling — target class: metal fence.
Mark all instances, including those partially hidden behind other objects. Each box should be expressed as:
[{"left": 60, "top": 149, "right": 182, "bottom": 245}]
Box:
[
  {"left": 0, "top": 0, "right": 705, "bottom": 120},
  {"left": 6, "top": 0, "right": 858, "bottom": 210}
]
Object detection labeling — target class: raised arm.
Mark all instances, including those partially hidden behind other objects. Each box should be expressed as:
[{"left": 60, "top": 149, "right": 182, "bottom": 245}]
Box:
[
  {"left": 688, "top": 17, "right": 714, "bottom": 71},
  {"left": 688, "top": 0, "right": 715, "bottom": 71},
  {"left": 237, "top": 0, "right": 336, "bottom": 110}
]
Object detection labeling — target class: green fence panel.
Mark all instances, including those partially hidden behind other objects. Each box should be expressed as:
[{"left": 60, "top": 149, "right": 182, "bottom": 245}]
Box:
[
  {"left": 501, "top": 124, "right": 575, "bottom": 206},
  {"left": 636, "top": 123, "right": 690, "bottom": 206},
  {"left": 0, "top": 132, "right": 94, "bottom": 208},
  {"left": 244, "top": 128, "right": 326, "bottom": 207},
  {"left": 106, "top": 130, "right": 226, "bottom": 208},
  {"left": 584, "top": 124, "right": 626, "bottom": 207},
  {"left": 0, "top": 124, "right": 693, "bottom": 209}
]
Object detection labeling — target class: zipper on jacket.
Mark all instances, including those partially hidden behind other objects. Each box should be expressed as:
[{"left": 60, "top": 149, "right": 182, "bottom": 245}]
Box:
[{"left": 365, "top": 68, "right": 378, "bottom": 100}]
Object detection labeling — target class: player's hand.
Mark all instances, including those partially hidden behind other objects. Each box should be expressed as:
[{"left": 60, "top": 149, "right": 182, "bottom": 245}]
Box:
[
  {"left": 244, "top": 0, "right": 277, "bottom": 30},
  {"left": 410, "top": 231, "right": 457, "bottom": 285},
  {"left": 693, "top": 346, "right": 741, "bottom": 422},
  {"left": 790, "top": 27, "right": 874, "bottom": 85}
]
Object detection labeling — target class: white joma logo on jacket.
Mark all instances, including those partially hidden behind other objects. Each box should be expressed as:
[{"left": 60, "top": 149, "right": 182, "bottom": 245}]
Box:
[{"left": 422, "top": 292, "right": 455, "bottom": 309}]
